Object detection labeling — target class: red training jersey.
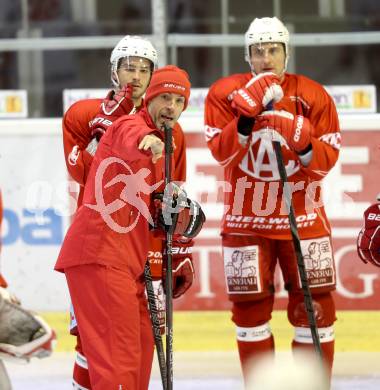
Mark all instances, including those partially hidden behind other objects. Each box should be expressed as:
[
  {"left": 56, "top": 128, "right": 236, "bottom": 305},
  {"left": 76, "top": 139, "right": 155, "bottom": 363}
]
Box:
[
  {"left": 62, "top": 98, "right": 187, "bottom": 206},
  {"left": 62, "top": 96, "right": 188, "bottom": 277},
  {"left": 56, "top": 109, "right": 168, "bottom": 278},
  {"left": 205, "top": 72, "right": 341, "bottom": 240}
]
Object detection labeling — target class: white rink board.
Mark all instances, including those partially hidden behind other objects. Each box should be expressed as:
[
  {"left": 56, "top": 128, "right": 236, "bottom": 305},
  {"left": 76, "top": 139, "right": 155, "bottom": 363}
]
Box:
[
  {"left": 0, "top": 115, "right": 379, "bottom": 311},
  {"left": 0, "top": 122, "right": 71, "bottom": 311}
]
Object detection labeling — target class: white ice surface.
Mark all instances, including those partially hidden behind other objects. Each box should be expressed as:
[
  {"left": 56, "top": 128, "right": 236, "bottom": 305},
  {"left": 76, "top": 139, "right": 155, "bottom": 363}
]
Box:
[{"left": 4, "top": 352, "right": 380, "bottom": 389}]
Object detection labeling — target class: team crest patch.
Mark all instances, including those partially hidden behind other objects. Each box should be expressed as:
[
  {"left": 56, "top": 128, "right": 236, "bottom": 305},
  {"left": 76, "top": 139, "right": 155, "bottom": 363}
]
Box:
[
  {"left": 300, "top": 237, "right": 335, "bottom": 288},
  {"left": 223, "top": 246, "right": 261, "bottom": 294}
]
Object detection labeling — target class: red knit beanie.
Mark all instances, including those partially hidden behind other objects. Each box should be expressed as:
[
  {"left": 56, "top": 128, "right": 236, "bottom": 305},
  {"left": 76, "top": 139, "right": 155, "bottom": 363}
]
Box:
[{"left": 145, "top": 65, "right": 191, "bottom": 108}]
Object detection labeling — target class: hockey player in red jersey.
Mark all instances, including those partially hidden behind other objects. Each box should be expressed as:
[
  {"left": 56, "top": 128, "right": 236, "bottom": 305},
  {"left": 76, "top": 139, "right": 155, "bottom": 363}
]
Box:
[
  {"left": 63, "top": 35, "right": 186, "bottom": 205},
  {"left": 63, "top": 37, "right": 189, "bottom": 389},
  {"left": 56, "top": 66, "right": 204, "bottom": 390},
  {"left": 204, "top": 17, "right": 340, "bottom": 386}
]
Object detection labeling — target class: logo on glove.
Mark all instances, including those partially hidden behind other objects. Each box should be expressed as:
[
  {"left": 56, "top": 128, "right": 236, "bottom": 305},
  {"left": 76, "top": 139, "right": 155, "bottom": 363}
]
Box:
[
  {"left": 294, "top": 116, "right": 304, "bottom": 142},
  {"left": 90, "top": 117, "right": 113, "bottom": 127},
  {"left": 237, "top": 89, "right": 256, "bottom": 108},
  {"left": 171, "top": 246, "right": 193, "bottom": 255}
]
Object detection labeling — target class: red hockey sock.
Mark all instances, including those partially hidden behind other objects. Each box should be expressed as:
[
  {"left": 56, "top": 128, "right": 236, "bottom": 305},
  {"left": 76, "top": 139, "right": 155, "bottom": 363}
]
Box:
[
  {"left": 73, "top": 352, "right": 92, "bottom": 389},
  {"left": 237, "top": 335, "right": 275, "bottom": 384}
]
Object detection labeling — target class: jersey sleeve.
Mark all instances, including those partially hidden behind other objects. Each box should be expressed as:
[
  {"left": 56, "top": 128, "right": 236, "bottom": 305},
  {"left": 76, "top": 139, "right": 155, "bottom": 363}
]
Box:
[
  {"left": 109, "top": 117, "right": 163, "bottom": 163},
  {"left": 204, "top": 78, "right": 250, "bottom": 168},
  {"left": 300, "top": 81, "right": 341, "bottom": 180},
  {"left": 62, "top": 99, "right": 101, "bottom": 186}
]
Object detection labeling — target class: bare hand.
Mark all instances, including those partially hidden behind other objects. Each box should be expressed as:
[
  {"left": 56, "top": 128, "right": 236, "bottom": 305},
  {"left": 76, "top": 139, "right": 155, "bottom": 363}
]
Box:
[{"left": 138, "top": 134, "right": 164, "bottom": 163}]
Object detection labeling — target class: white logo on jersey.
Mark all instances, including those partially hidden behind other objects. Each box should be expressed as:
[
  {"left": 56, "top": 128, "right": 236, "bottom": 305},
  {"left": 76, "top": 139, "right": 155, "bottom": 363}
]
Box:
[
  {"left": 204, "top": 125, "right": 222, "bottom": 141},
  {"left": 319, "top": 132, "right": 341, "bottom": 150},
  {"left": 68, "top": 145, "right": 80, "bottom": 166},
  {"left": 368, "top": 213, "right": 380, "bottom": 221},
  {"left": 239, "top": 130, "right": 300, "bottom": 181},
  {"left": 85, "top": 157, "right": 163, "bottom": 233}
]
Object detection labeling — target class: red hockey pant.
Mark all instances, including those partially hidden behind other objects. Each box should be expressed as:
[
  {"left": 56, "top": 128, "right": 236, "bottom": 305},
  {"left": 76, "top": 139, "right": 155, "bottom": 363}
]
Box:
[{"left": 65, "top": 264, "right": 154, "bottom": 390}]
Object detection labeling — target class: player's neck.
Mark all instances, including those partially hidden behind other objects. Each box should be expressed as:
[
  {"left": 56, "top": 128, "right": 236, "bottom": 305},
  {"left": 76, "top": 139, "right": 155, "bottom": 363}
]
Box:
[{"left": 133, "top": 97, "right": 143, "bottom": 108}]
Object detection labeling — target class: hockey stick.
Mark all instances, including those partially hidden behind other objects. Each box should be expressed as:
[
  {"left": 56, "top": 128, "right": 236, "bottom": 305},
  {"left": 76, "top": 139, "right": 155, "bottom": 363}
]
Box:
[
  {"left": 162, "top": 123, "right": 174, "bottom": 390},
  {"left": 144, "top": 262, "right": 167, "bottom": 390},
  {"left": 268, "top": 105, "right": 323, "bottom": 358}
]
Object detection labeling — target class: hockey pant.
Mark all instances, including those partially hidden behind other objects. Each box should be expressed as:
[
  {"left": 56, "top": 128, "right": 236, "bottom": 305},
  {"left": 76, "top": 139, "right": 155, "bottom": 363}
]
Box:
[
  {"left": 223, "top": 234, "right": 336, "bottom": 386},
  {"left": 69, "top": 239, "right": 165, "bottom": 388},
  {"left": 70, "top": 284, "right": 164, "bottom": 389},
  {"left": 65, "top": 264, "right": 154, "bottom": 390}
]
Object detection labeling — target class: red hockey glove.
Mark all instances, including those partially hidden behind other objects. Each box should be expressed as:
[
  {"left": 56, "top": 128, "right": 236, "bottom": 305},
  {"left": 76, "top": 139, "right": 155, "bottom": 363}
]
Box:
[
  {"left": 89, "top": 84, "right": 134, "bottom": 140},
  {"left": 163, "top": 240, "right": 194, "bottom": 299},
  {"left": 255, "top": 110, "right": 312, "bottom": 153},
  {"left": 231, "top": 72, "right": 283, "bottom": 118},
  {"left": 152, "top": 186, "right": 206, "bottom": 240},
  {"left": 357, "top": 202, "right": 380, "bottom": 267}
]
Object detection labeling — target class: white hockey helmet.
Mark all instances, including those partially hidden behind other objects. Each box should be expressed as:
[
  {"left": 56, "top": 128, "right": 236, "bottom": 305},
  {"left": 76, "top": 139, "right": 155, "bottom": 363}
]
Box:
[
  {"left": 245, "top": 17, "right": 290, "bottom": 71},
  {"left": 110, "top": 35, "right": 158, "bottom": 86}
]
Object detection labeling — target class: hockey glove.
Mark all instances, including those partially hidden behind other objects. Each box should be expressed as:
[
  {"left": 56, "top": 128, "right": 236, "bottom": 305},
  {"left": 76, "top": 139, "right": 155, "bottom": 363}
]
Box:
[
  {"left": 255, "top": 110, "right": 312, "bottom": 153},
  {"left": 0, "top": 287, "right": 56, "bottom": 361},
  {"left": 357, "top": 202, "right": 380, "bottom": 267},
  {"left": 232, "top": 72, "right": 283, "bottom": 118},
  {"left": 163, "top": 239, "right": 194, "bottom": 299},
  {"left": 89, "top": 84, "right": 134, "bottom": 141},
  {"left": 153, "top": 187, "right": 206, "bottom": 240}
]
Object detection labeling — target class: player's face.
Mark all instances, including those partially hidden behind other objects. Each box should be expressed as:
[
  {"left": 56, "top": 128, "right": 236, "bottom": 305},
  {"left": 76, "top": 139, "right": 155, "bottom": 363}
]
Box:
[
  {"left": 249, "top": 42, "right": 286, "bottom": 79},
  {"left": 117, "top": 56, "right": 152, "bottom": 99},
  {"left": 147, "top": 93, "right": 186, "bottom": 130}
]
